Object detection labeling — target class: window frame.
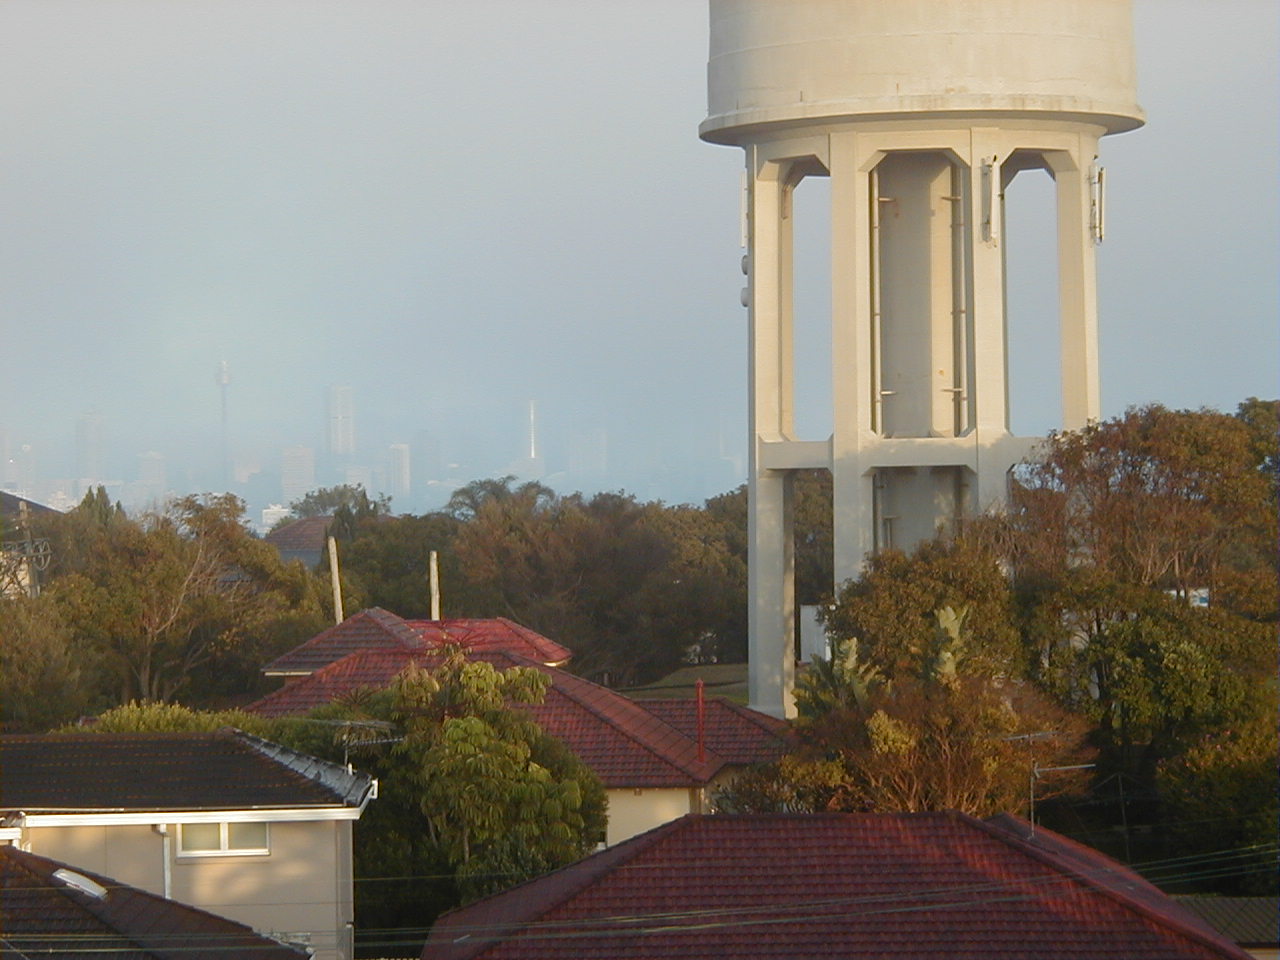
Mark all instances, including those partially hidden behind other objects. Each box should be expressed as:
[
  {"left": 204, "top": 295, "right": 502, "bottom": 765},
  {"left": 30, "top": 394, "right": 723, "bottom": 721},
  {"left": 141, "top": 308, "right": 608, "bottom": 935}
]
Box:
[{"left": 176, "top": 821, "right": 270, "bottom": 858}]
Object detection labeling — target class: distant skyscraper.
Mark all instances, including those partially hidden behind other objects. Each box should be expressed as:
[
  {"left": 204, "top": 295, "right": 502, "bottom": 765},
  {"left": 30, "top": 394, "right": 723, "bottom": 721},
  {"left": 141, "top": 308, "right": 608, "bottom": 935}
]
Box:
[
  {"left": 75, "top": 412, "right": 105, "bottom": 493},
  {"left": 387, "top": 443, "right": 411, "bottom": 501},
  {"left": 504, "top": 399, "right": 545, "bottom": 480},
  {"left": 280, "top": 445, "right": 316, "bottom": 505},
  {"left": 216, "top": 361, "right": 231, "bottom": 490},
  {"left": 326, "top": 386, "right": 355, "bottom": 457},
  {"left": 136, "top": 451, "right": 167, "bottom": 505}
]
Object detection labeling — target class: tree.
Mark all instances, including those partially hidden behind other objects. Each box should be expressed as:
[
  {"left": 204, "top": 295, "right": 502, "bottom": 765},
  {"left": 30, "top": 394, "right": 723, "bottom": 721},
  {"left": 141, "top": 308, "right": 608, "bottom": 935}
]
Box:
[
  {"left": 445, "top": 476, "right": 555, "bottom": 522},
  {"left": 1000, "top": 405, "right": 1277, "bottom": 779},
  {"left": 821, "top": 537, "right": 1023, "bottom": 682},
  {"left": 67, "top": 699, "right": 277, "bottom": 737},
  {"left": 988, "top": 403, "right": 1278, "bottom": 879},
  {"left": 1158, "top": 712, "right": 1279, "bottom": 894},
  {"left": 0, "top": 595, "right": 95, "bottom": 731},
  {"left": 336, "top": 512, "right": 467, "bottom": 618},
  {"left": 68, "top": 658, "right": 608, "bottom": 925},
  {"left": 451, "top": 483, "right": 746, "bottom": 684},
  {"left": 1004, "top": 404, "right": 1274, "bottom": 602},
  {"left": 289, "top": 484, "right": 391, "bottom": 521},
  {"left": 389, "top": 650, "right": 606, "bottom": 900},
  {"left": 38, "top": 494, "right": 328, "bottom": 705},
  {"left": 719, "top": 609, "right": 1090, "bottom": 818}
]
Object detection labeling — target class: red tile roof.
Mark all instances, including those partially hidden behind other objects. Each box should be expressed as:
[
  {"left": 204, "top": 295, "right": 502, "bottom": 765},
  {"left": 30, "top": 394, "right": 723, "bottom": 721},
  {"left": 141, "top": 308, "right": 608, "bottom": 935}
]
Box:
[
  {"left": 247, "top": 650, "right": 786, "bottom": 789},
  {"left": 0, "top": 845, "right": 306, "bottom": 959},
  {"left": 262, "top": 607, "right": 425, "bottom": 675},
  {"left": 405, "top": 618, "right": 572, "bottom": 665},
  {"left": 639, "top": 698, "right": 791, "bottom": 766},
  {"left": 262, "top": 608, "right": 571, "bottom": 675},
  {"left": 0, "top": 730, "right": 373, "bottom": 812},
  {"left": 420, "top": 813, "right": 1252, "bottom": 960}
]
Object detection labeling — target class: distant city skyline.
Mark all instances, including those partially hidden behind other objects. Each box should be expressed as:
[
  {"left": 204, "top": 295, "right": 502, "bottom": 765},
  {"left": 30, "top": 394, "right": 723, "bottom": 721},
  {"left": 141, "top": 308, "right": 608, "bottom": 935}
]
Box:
[
  {"left": 1, "top": 386, "right": 743, "bottom": 521},
  {"left": 2, "top": 1, "right": 1275, "bottom": 520}
]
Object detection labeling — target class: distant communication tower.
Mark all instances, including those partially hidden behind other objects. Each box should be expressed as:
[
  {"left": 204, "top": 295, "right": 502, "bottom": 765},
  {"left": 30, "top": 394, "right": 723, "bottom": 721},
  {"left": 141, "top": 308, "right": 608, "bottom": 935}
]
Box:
[{"left": 700, "top": 0, "right": 1144, "bottom": 717}]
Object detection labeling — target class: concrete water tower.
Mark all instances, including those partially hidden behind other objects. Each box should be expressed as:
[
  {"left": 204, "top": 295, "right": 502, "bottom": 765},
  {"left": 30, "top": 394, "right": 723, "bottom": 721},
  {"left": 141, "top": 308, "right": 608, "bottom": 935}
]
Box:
[{"left": 700, "top": 0, "right": 1143, "bottom": 718}]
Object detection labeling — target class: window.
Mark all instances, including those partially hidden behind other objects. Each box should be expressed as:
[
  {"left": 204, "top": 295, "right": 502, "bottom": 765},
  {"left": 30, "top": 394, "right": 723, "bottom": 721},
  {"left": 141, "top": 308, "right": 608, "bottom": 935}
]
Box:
[{"left": 177, "top": 821, "right": 269, "bottom": 857}]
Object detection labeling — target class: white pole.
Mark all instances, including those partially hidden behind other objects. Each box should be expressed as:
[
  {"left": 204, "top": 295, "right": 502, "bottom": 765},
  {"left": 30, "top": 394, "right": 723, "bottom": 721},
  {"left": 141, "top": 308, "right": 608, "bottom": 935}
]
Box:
[
  {"left": 429, "top": 550, "right": 441, "bottom": 620},
  {"left": 328, "top": 535, "right": 344, "bottom": 624}
]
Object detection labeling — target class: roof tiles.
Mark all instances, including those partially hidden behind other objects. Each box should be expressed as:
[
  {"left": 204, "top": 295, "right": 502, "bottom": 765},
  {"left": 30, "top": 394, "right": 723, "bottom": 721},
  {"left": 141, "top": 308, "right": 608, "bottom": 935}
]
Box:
[
  {"left": 0, "top": 845, "right": 306, "bottom": 959},
  {"left": 421, "top": 813, "right": 1253, "bottom": 960},
  {"left": 247, "top": 648, "right": 786, "bottom": 789},
  {"left": 262, "top": 608, "right": 571, "bottom": 675},
  {"left": 0, "top": 730, "right": 373, "bottom": 812}
]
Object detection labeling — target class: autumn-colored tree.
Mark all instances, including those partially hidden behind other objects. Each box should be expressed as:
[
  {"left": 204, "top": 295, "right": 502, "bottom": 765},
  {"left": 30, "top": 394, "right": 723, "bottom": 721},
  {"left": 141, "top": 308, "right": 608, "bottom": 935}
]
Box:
[
  {"left": 718, "top": 609, "right": 1090, "bottom": 818},
  {"left": 1004, "top": 404, "right": 1274, "bottom": 601},
  {"left": 986, "top": 403, "right": 1278, "bottom": 878},
  {"left": 37, "top": 493, "right": 328, "bottom": 705},
  {"left": 999, "top": 405, "right": 1277, "bottom": 782}
]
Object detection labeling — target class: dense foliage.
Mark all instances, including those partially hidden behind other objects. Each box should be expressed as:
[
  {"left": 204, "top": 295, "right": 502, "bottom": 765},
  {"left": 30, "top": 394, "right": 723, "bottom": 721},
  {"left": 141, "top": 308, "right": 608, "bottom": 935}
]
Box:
[
  {"left": 3, "top": 492, "right": 329, "bottom": 723},
  {"left": 3, "top": 399, "right": 1274, "bottom": 899}
]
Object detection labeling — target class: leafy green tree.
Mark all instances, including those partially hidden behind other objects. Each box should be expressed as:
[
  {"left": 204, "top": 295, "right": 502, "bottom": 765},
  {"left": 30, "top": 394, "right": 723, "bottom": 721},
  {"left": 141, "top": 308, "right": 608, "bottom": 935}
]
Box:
[
  {"left": 335, "top": 512, "right": 481, "bottom": 619},
  {"left": 0, "top": 594, "right": 96, "bottom": 731},
  {"left": 65, "top": 699, "right": 277, "bottom": 737},
  {"left": 451, "top": 483, "right": 746, "bottom": 684},
  {"left": 66, "top": 656, "right": 608, "bottom": 925},
  {"left": 389, "top": 651, "right": 605, "bottom": 899},
  {"left": 821, "top": 537, "right": 1022, "bottom": 682},
  {"left": 1158, "top": 712, "right": 1279, "bottom": 894},
  {"left": 445, "top": 476, "right": 555, "bottom": 522},
  {"left": 289, "top": 484, "right": 391, "bottom": 521}
]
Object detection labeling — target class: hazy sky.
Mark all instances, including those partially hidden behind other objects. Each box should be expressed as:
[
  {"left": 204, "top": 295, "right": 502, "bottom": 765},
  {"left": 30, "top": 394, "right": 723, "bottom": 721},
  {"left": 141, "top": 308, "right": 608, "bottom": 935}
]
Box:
[{"left": 3, "top": 1, "right": 1276, "bottom": 510}]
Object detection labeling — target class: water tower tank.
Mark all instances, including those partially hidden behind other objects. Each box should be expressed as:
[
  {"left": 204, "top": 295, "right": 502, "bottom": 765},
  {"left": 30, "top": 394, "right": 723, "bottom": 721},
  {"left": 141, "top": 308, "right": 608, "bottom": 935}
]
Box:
[{"left": 702, "top": 0, "right": 1143, "bottom": 143}]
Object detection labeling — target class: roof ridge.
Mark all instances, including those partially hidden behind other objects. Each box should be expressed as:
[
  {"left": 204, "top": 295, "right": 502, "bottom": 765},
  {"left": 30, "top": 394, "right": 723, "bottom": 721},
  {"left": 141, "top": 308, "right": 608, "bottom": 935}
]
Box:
[
  {"left": 500, "top": 653, "right": 725, "bottom": 783},
  {"left": 232, "top": 729, "right": 374, "bottom": 808},
  {"left": 427, "top": 816, "right": 693, "bottom": 960},
  {"left": 363, "top": 607, "right": 424, "bottom": 649},
  {"left": 972, "top": 814, "right": 1249, "bottom": 959}
]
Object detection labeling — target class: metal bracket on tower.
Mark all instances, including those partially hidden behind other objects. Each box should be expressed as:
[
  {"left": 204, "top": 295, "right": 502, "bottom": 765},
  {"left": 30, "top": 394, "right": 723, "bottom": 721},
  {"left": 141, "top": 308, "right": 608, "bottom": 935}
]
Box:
[
  {"left": 1089, "top": 159, "right": 1106, "bottom": 243},
  {"left": 980, "top": 156, "right": 1000, "bottom": 245}
]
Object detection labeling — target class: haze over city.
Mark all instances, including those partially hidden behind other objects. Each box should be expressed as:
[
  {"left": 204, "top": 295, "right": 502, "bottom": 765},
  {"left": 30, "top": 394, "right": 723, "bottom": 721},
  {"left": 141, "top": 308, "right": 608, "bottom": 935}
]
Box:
[{"left": 3, "top": 0, "right": 1276, "bottom": 520}]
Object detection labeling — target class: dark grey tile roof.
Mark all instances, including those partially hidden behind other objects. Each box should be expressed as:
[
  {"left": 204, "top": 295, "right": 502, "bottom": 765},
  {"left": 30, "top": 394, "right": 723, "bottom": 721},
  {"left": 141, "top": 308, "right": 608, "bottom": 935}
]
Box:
[
  {"left": 0, "top": 729, "right": 372, "bottom": 813},
  {"left": 0, "top": 845, "right": 307, "bottom": 959},
  {"left": 1174, "top": 896, "right": 1280, "bottom": 946}
]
